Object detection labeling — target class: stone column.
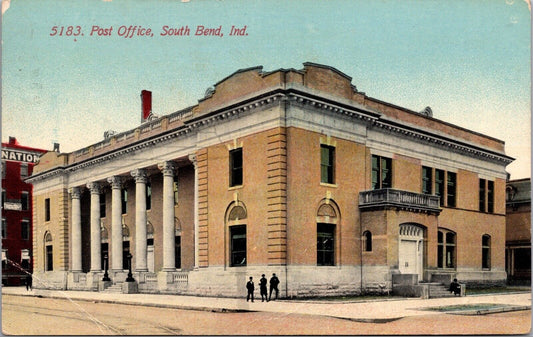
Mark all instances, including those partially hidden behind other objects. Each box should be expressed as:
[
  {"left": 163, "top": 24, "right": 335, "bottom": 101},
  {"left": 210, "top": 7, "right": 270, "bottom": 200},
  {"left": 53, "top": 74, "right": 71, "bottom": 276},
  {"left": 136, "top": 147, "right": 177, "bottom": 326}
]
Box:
[
  {"left": 158, "top": 161, "right": 176, "bottom": 271},
  {"left": 107, "top": 176, "right": 124, "bottom": 272},
  {"left": 87, "top": 182, "right": 102, "bottom": 272},
  {"left": 131, "top": 169, "right": 148, "bottom": 272},
  {"left": 70, "top": 187, "right": 82, "bottom": 272},
  {"left": 189, "top": 154, "right": 199, "bottom": 270}
]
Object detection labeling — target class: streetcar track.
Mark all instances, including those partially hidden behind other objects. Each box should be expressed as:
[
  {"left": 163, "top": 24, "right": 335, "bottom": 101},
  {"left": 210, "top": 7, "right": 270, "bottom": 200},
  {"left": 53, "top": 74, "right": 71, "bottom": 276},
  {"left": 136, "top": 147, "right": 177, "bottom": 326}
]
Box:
[{"left": 3, "top": 296, "right": 184, "bottom": 335}]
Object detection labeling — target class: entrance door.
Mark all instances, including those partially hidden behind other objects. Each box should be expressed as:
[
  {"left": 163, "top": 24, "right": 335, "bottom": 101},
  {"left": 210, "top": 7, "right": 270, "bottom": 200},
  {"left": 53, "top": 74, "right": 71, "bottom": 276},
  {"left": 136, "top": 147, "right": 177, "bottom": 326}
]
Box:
[{"left": 399, "top": 224, "right": 424, "bottom": 280}]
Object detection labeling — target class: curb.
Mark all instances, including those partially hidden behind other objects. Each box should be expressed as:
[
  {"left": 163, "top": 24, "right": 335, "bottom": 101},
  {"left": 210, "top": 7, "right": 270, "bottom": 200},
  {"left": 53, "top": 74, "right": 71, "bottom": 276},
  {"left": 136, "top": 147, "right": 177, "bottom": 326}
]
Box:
[
  {"left": 4, "top": 291, "right": 406, "bottom": 323},
  {"left": 449, "top": 305, "right": 531, "bottom": 316},
  {"left": 3, "top": 291, "right": 255, "bottom": 314}
]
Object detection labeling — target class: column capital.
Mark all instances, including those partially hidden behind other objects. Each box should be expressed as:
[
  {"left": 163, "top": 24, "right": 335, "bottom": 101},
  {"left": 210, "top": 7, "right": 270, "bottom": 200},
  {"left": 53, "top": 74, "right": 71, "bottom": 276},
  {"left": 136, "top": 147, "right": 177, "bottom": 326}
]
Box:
[
  {"left": 131, "top": 168, "right": 148, "bottom": 183},
  {"left": 107, "top": 176, "right": 125, "bottom": 189},
  {"left": 69, "top": 186, "right": 83, "bottom": 199},
  {"left": 158, "top": 161, "right": 176, "bottom": 176},
  {"left": 188, "top": 154, "right": 197, "bottom": 168},
  {"left": 86, "top": 182, "right": 103, "bottom": 194}
]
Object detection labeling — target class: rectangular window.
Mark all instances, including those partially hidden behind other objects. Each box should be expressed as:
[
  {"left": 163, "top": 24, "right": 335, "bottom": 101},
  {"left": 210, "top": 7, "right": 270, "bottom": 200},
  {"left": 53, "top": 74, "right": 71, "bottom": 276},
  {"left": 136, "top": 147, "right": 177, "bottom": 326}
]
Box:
[
  {"left": 46, "top": 245, "right": 53, "bottom": 271},
  {"left": 2, "top": 190, "right": 5, "bottom": 208},
  {"left": 371, "top": 155, "right": 392, "bottom": 189},
  {"left": 146, "top": 183, "right": 152, "bottom": 210},
  {"left": 20, "top": 163, "right": 28, "bottom": 178},
  {"left": 175, "top": 236, "right": 181, "bottom": 269},
  {"left": 21, "top": 191, "right": 29, "bottom": 211},
  {"left": 21, "top": 249, "right": 30, "bottom": 270},
  {"left": 229, "top": 148, "right": 243, "bottom": 187},
  {"left": 479, "top": 179, "right": 486, "bottom": 212},
  {"left": 100, "top": 193, "right": 106, "bottom": 218},
  {"left": 422, "top": 166, "right": 432, "bottom": 194},
  {"left": 230, "top": 225, "right": 246, "bottom": 266},
  {"left": 487, "top": 180, "right": 494, "bottom": 213},
  {"left": 45, "top": 198, "right": 51, "bottom": 222},
  {"left": 2, "top": 250, "right": 7, "bottom": 270},
  {"left": 437, "top": 231, "right": 443, "bottom": 268},
  {"left": 435, "top": 169, "right": 444, "bottom": 206},
  {"left": 317, "top": 223, "right": 335, "bottom": 266},
  {"left": 121, "top": 189, "right": 128, "bottom": 215},
  {"left": 320, "top": 145, "right": 335, "bottom": 184},
  {"left": 482, "top": 235, "right": 491, "bottom": 269},
  {"left": 446, "top": 172, "right": 456, "bottom": 207},
  {"left": 21, "top": 219, "right": 30, "bottom": 240},
  {"left": 2, "top": 218, "right": 6, "bottom": 239}
]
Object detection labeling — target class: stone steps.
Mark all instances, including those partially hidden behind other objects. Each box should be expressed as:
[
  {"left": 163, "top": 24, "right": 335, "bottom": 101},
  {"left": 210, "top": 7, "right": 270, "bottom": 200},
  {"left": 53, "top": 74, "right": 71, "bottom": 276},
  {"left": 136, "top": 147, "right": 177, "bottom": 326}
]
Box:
[
  {"left": 427, "top": 283, "right": 455, "bottom": 298},
  {"left": 102, "top": 283, "right": 123, "bottom": 294}
]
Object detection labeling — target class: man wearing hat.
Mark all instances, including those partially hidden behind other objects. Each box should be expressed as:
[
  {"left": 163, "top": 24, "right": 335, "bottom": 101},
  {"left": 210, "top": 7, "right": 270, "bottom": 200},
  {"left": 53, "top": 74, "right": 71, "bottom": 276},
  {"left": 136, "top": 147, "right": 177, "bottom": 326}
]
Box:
[
  {"left": 246, "top": 276, "right": 255, "bottom": 302},
  {"left": 259, "top": 274, "right": 268, "bottom": 302}
]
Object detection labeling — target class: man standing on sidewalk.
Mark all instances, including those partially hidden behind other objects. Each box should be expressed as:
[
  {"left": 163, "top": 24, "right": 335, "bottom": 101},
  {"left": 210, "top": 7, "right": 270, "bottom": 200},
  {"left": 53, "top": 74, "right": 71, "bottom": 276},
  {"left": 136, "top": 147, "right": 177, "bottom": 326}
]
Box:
[
  {"left": 269, "top": 273, "right": 279, "bottom": 301},
  {"left": 246, "top": 276, "right": 255, "bottom": 302},
  {"left": 25, "top": 273, "right": 32, "bottom": 291},
  {"left": 259, "top": 274, "right": 268, "bottom": 302}
]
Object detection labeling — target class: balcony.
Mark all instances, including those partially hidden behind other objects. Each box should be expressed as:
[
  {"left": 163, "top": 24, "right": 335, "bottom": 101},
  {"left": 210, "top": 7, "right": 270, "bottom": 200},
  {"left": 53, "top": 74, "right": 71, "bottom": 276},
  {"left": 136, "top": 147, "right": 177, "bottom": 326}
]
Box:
[{"left": 359, "top": 188, "right": 441, "bottom": 214}]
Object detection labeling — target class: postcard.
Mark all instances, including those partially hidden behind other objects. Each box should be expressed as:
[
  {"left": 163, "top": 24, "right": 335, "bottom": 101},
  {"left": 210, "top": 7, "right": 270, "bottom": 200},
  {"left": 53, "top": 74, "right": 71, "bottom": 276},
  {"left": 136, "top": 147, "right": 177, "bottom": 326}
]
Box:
[{"left": 1, "top": 0, "right": 531, "bottom": 335}]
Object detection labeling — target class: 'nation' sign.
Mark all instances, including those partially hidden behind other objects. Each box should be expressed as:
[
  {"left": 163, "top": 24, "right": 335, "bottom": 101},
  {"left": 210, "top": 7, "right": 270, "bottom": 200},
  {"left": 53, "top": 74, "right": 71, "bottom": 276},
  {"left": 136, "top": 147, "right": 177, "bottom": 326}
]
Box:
[{"left": 1, "top": 149, "right": 41, "bottom": 163}]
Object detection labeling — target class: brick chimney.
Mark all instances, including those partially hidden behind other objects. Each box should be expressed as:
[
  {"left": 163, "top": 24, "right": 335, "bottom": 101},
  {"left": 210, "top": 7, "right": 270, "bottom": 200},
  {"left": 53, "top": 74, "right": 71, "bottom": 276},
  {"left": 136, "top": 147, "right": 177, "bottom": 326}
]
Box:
[{"left": 141, "top": 90, "right": 152, "bottom": 123}]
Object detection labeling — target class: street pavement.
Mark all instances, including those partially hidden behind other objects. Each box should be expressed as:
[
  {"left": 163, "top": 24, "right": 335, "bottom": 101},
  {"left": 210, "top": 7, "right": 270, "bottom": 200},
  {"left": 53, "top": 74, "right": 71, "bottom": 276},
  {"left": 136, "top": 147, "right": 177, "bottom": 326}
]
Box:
[{"left": 2, "top": 286, "right": 531, "bottom": 322}]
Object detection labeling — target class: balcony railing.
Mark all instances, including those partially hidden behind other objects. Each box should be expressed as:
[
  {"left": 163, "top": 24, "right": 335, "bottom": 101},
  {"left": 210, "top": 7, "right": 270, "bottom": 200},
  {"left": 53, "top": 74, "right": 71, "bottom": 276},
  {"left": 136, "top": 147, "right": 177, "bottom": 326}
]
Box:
[{"left": 359, "top": 188, "right": 441, "bottom": 213}]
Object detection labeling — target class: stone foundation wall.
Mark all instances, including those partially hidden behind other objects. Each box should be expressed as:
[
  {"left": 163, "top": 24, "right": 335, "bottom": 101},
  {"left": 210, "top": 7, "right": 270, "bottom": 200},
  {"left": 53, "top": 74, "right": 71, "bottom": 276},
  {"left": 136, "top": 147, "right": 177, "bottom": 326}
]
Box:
[
  {"left": 33, "top": 271, "right": 68, "bottom": 290},
  {"left": 56, "top": 266, "right": 507, "bottom": 296},
  {"left": 456, "top": 268, "right": 507, "bottom": 288}
]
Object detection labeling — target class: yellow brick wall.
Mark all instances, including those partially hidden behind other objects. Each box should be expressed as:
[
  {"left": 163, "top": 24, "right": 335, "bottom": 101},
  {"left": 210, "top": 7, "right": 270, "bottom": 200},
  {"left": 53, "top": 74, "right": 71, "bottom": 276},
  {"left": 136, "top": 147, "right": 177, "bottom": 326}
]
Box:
[{"left": 33, "top": 189, "right": 69, "bottom": 272}]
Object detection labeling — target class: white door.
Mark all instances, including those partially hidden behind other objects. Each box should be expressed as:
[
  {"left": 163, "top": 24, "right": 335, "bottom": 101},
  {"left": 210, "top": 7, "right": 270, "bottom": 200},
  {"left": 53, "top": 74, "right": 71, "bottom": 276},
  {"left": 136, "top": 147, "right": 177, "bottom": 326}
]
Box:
[
  {"left": 147, "top": 245, "right": 154, "bottom": 273},
  {"left": 399, "top": 224, "right": 424, "bottom": 280},
  {"left": 399, "top": 239, "right": 418, "bottom": 274}
]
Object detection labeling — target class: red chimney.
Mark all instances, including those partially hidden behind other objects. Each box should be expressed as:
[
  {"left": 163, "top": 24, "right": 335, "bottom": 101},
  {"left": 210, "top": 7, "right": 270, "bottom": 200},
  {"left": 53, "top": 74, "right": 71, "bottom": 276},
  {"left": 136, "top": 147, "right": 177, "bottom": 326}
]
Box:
[{"left": 141, "top": 90, "right": 152, "bottom": 123}]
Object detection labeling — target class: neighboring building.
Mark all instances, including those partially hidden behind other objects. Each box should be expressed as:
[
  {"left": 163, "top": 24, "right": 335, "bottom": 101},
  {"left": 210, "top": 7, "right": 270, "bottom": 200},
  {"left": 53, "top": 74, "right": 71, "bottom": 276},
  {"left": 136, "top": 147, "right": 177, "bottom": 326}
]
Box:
[
  {"left": 1, "top": 137, "right": 47, "bottom": 285},
  {"left": 27, "top": 63, "right": 513, "bottom": 297},
  {"left": 505, "top": 178, "right": 531, "bottom": 285}
]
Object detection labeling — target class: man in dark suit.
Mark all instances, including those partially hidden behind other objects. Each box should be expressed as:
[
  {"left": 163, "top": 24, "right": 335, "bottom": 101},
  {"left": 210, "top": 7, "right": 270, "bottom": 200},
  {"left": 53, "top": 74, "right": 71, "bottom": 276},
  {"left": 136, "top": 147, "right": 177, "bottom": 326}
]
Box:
[
  {"left": 246, "top": 276, "right": 255, "bottom": 302},
  {"left": 259, "top": 274, "right": 268, "bottom": 302},
  {"left": 269, "top": 273, "right": 280, "bottom": 301}
]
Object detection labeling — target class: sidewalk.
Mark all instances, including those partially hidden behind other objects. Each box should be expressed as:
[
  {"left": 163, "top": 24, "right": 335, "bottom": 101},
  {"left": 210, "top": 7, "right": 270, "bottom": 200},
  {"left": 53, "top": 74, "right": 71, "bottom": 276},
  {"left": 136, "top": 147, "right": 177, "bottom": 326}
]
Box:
[{"left": 2, "top": 286, "right": 531, "bottom": 322}]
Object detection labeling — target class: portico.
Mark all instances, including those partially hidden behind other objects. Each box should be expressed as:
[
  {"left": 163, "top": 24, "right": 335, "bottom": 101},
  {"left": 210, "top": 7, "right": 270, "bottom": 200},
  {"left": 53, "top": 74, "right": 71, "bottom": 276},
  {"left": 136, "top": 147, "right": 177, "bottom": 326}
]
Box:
[{"left": 65, "top": 157, "right": 197, "bottom": 291}]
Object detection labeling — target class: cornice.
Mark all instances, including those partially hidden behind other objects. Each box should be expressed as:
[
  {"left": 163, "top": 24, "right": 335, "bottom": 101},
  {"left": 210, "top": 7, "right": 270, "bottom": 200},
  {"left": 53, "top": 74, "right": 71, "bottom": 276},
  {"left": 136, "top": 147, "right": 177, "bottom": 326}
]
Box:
[
  {"left": 286, "top": 91, "right": 380, "bottom": 123},
  {"left": 27, "top": 87, "right": 513, "bottom": 184},
  {"left": 371, "top": 119, "right": 514, "bottom": 165}
]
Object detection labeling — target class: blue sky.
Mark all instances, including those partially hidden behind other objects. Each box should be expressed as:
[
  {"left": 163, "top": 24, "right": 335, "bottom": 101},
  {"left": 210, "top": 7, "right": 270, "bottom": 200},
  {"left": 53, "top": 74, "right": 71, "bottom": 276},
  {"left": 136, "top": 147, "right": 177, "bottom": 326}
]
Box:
[{"left": 2, "top": 0, "right": 531, "bottom": 178}]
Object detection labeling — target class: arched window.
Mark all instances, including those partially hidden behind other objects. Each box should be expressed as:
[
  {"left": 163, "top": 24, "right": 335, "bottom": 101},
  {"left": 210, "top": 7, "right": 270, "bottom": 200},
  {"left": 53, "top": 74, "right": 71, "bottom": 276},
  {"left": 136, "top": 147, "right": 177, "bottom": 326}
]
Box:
[
  {"left": 44, "top": 232, "right": 53, "bottom": 271},
  {"left": 482, "top": 234, "right": 491, "bottom": 269},
  {"left": 226, "top": 202, "right": 248, "bottom": 267},
  {"left": 437, "top": 229, "right": 456, "bottom": 268},
  {"left": 363, "top": 231, "right": 372, "bottom": 252},
  {"left": 316, "top": 199, "right": 340, "bottom": 266}
]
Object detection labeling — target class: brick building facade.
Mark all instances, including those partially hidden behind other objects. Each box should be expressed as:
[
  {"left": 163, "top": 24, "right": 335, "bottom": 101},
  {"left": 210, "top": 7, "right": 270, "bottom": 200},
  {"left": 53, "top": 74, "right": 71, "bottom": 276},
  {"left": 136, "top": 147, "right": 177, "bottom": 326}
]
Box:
[
  {"left": 27, "top": 63, "right": 513, "bottom": 296},
  {"left": 2, "top": 137, "right": 47, "bottom": 285},
  {"left": 505, "top": 178, "right": 531, "bottom": 285}
]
